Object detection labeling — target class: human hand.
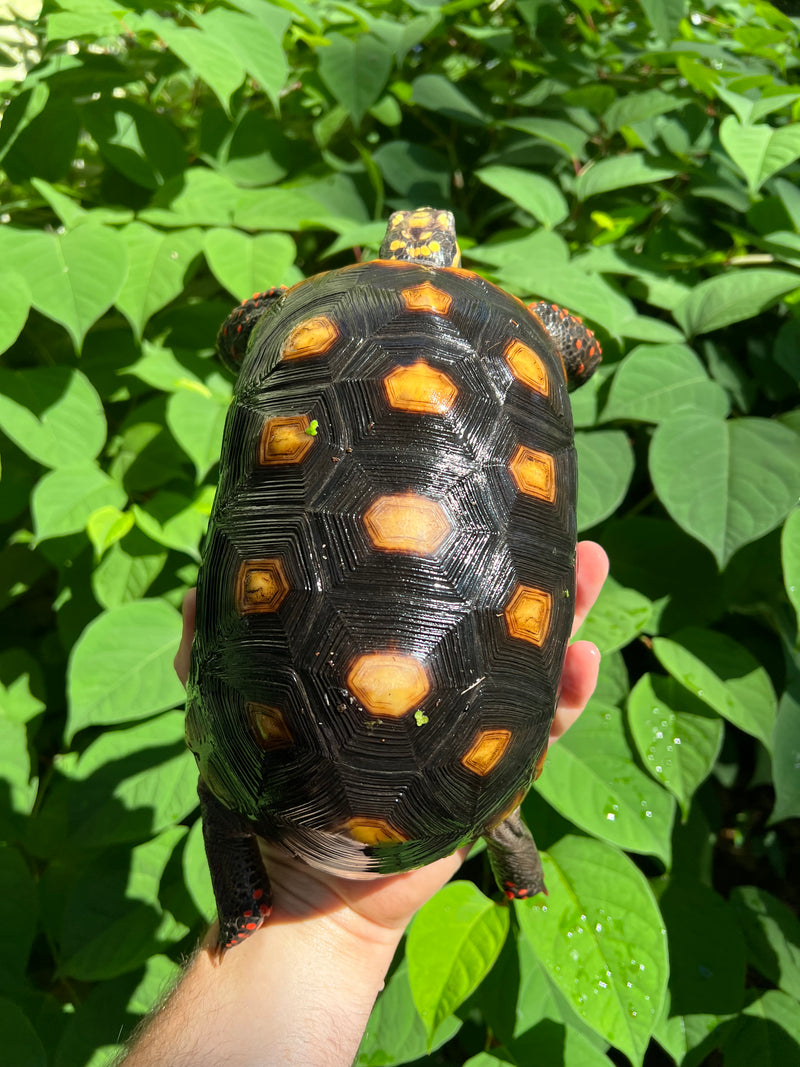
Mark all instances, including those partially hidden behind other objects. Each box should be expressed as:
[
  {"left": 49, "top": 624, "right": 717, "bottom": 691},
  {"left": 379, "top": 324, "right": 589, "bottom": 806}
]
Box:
[{"left": 174, "top": 540, "right": 608, "bottom": 943}]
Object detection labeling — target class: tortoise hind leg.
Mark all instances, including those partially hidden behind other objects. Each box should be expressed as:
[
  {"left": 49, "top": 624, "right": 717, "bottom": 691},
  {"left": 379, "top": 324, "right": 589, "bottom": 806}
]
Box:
[
  {"left": 199, "top": 779, "right": 272, "bottom": 953},
  {"left": 217, "top": 286, "right": 287, "bottom": 374},
  {"left": 484, "top": 806, "right": 546, "bottom": 901}
]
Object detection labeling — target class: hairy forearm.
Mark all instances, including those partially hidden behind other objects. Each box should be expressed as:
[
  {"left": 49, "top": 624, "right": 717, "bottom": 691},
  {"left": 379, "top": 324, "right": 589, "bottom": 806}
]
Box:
[{"left": 120, "top": 914, "right": 402, "bottom": 1067}]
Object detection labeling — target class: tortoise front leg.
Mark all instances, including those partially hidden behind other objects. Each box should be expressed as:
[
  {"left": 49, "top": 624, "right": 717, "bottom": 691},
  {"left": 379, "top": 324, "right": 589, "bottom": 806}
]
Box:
[
  {"left": 217, "top": 286, "right": 287, "bottom": 374},
  {"left": 528, "top": 300, "right": 602, "bottom": 388},
  {"left": 198, "top": 779, "right": 272, "bottom": 952},
  {"left": 484, "top": 806, "right": 546, "bottom": 901}
]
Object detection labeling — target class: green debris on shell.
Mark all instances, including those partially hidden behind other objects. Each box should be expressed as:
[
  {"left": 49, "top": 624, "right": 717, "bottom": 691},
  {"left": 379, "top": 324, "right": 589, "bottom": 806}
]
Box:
[
  {"left": 414, "top": 709, "right": 429, "bottom": 727},
  {"left": 306, "top": 419, "right": 319, "bottom": 436}
]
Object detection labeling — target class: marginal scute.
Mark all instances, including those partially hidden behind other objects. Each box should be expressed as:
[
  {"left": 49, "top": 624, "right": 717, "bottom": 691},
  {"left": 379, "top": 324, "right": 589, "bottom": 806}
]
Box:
[
  {"left": 258, "top": 414, "right": 314, "bottom": 466},
  {"left": 347, "top": 651, "right": 430, "bottom": 717},
  {"left": 461, "top": 728, "right": 512, "bottom": 776},
  {"left": 504, "top": 584, "right": 553, "bottom": 647},
  {"left": 343, "top": 817, "right": 408, "bottom": 845},
  {"left": 400, "top": 282, "right": 453, "bottom": 316},
  {"left": 384, "top": 360, "right": 458, "bottom": 415},
  {"left": 281, "top": 316, "right": 338, "bottom": 360},
  {"left": 363, "top": 492, "right": 451, "bottom": 555},
  {"left": 504, "top": 338, "right": 549, "bottom": 395},
  {"left": 509, "top": 444, "right": 556, "bottom": 502},
  {"left": 236, "top": 558, "right": 290, "bottom": 614},
  {"left": 247, "top": 702, "right": 293, "bottom": 750},
  {"left": 486, "top": 789, "right": 527, "bottom": 831}
]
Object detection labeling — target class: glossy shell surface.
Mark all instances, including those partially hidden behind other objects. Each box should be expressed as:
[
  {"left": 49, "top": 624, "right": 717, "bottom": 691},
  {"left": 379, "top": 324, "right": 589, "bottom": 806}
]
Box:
[{"left": 186, "top": 260, "right": 577, "bottom": 875}]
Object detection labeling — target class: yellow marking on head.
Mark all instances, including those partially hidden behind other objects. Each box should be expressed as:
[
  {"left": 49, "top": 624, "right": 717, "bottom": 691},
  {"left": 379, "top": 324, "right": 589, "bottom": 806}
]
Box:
[{"left": 390, "top": 239, "right": 406, "bottom": 251}]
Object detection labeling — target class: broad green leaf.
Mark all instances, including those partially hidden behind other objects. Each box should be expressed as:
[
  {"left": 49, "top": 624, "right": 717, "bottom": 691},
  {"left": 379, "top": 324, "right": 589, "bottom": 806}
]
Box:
[
  {"left": 32, "top": 463, "right": 126, "bottom": 542},
  {"left": 517, "top": 836, "right": 668, "bottom": 1066},
  {"left": 203, "top": 229, "right": 297, "bottom": 301},
  {"left": 407, "top": 881, "right": 509, "bottom": 1042},
  {"left": 412, "top": 73, "right": 488, "bottom": 126},
  {"left": 59, "top": 827, "right": 189, "bottom": 980},
  {"left": 593, "top": 650, "right": 630, "bottom": 708},
  {"left": 66, "top": 598, "right": 185, "bottom": 739},
  {"left": 672, "top": 268, "right": 800, "bottom": 336},
  {"left": 86, "top": 505, "right": 134, "bottom": 560},
  {"left": 183, "top": 818, "right": 214, "bottom": 924},
  {"left": 782, "top": 508, "right": 800, "bottom": 630},
  {"left": 191, "top": 7, "right": 287, "bottom": 110},
  {"left": 0, "top": 999, "right": 45, "bottom": 1067},
  {"left": 576, "top": 430, "right": 635, "bottom": 531},
  {"left": 602, "top": 344, "right": 729, "bottom": 423},
  {"left": 0, "top": 649, "right": 45, "bottom": 724},
  {"left": 603, "top": 89, "right": 686, "bottom": 133},
  {"left": 652, "top": 628, "right": 777, "bottom": 750},
  {"left": 719, "top": 990, "right": 800, "bottom": 1067},
  {"left": 771, "top": 686, "right": 800, "bottom": 823},
  {"left": 126, "top": 954, "right": 182, "bottom": 1016},
  {"left": 574, "top": 576, "right": 652, "bottom": 654},
  {"left": 627, "top": 674, "right": 723, "bottom": 816},
  {"left": 536, "top": 702, "right": 675, "bottom": 864},
  {"left": 91, "top": 531, "right": 168, "bottom": 610},
  {"left": 0, "top": 847, "right": 38, "bottom": 977},
  {"left": 639, "top": 0, "right": 686, "bottom": 42},
  {"left": 357, "top": 958, "right": 462, "bottom": 1066},
  {"left": 133, "top": 487, "right": 214, "bottom": 560},
  {"left": 729, "top": 887, "right": 800, "bottom": 1000},
  {"left": 318, "top": 33, "right": 393, "bottom": 127},
  {"left": 116, "top": 224, "right": 203, "bottom": 338},
  {"left": 476, "top": 166, "right": 568, "bottom": 227},
  {"left": 0, "top": 225, "right": 128, "bottom": 348},
  {"left": 0, "top": 366, "right": 106, "bottom": 468},
  {"left": 0, "top": 271, "right": 30, "bottom": 352},
  {"left": 720, "top": 116, "right": 800, "bottom": 193},
  {"left": 372, "top": 141, "right": 450, "bottom": 201},
  {"left": 143, "top": 168, "right": 240, "bottom": 228},
  {"left": 649, "top": 413, "right": 800, "bottom": 568},
  {"left": 502, "top": 117, "right": 588, "bottom": 159},
  {"left": 660, "top": 883, "right": 746, "bottom": 1015},
  {"left": 502, "top": 1020, "right": 615, "bottom": 1067},
  {"left": 166, "top": 390, "right": 228, "bottom": 481},
  {"left": 575, "top": 155, "right": 677, "bottom": 200}
]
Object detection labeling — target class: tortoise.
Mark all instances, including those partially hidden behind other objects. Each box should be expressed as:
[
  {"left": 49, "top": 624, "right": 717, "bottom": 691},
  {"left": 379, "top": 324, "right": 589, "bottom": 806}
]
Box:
[{"left": 185, "top": 207, "right": 601, "bottom": 951}]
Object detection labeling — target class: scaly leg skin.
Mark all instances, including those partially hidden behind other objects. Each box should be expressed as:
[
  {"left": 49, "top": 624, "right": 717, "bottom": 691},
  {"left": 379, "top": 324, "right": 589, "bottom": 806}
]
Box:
[
  {"left": 529, "top": 301, "right": 602, "bottom": 388},
  {"left": 198, "top": 779, "right": 272, "bottom": 954},
  {"left": 217, "top": 286, "right": 287, "bottom": 374},
  {"left": 484, "top": 806, "right": 547, "bottom": 901}
]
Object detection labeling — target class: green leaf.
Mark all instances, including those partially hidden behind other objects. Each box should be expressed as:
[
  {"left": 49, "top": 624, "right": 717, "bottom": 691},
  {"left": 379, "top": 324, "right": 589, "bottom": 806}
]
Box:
[
  {"left": 0, "top": 225, "right": 128, "bottom": 349},
  {"left": 0, "top": 366, "right": 106, "bottom": 469},
  {"left": 411, "top": 73, "right": 488, "bottom": 126},
  {"left": 649, "top": 413, "right": 800, "bottom": 568},
  {"left": 0, "top": 846, "right": 38, "bottom": 977},
  {"left": 86, "top": 505, "right": 134, "bottom": 560},
  {"left": 0, "top": 998, "right": 45, "bottom": 1067},
  {"left": 627, "top": 674, "right": 723, "bottom": 817},
  {"left": 603, "top": 89, "right": 686, "bottom": 133},
  {"left": 502, "top": 117, "right": 588, "bottom": 159},
  {"left": 115, "top": 224, "right": 203, "bottom": 339},
  {"left": 517, "top": 836, "right": 668, "bottom": 1066},
  {"left": 719, "top": 116, "right": 800, "bottom": 194},
  {"left": 719, "top": 990, "right": 800, "bottom": 1067},
  {"left": 576, "top": 430, "right": 635, "bottom": 531},
  {"left": 182, "top": 818, "right": 215, "bottom": 924},
  {"left": 672, "top": 268, "right": 800, "bottom": 336},
  {"left": 31, "top": 463, "right": 126, "bottom": 542},
  {"left": 318, "top": 33, "right": 393, "bottom": 127},
  {"left": 574, "top": 576, "right": 652, "bottom": 655},
  {"left": 782, "top": 508, "right": 800, "bottom": 631},
  {"left": 729, "top": 886, "right": 800, "bottom": 1000},
  {"left": 203, "top": 229, "right": 297, "bottom": 301},
  {"left": 0, "top": 716, "right": 38, "bottom": 816},
  {"left": 191, "top": 7, "right": 287, "bottom": 110},
  {"left": 639, "top": 0, "right": 686, "bottom": 42},
  {"left": 132, "top": 486, "right": 214, "bottom": 560},
  {"left": 407, "top": 881, "right": 509, "bottom": 1043},
  {"left": 91, "top": 531, "right": 168, "bottom": 610},
  {"left": 0, "top": 271, "right": 31, "bottom": 352},
  {"left": 536, "top": 702, "right": 675, "bottom": 863},
  {"left": 602, "top": 344, "right": 729, "bottom": 424},
  {"left": 575, "top": 155, "right": 677, "bottom": 200},
  {"left": 652, "top": 628, "right": 777, "bottom": 750},
  {"left": 166, "top": 390, "right": 228, "bottom": 481},
  {"left": 66, "top": 598, "right": 185, "bottom": 740},
  {"left": 476, "top": 165, "right": 568, "bottom": 227},
  {"left": 771, "top": 685, "right": 800, "bottom": 823}
]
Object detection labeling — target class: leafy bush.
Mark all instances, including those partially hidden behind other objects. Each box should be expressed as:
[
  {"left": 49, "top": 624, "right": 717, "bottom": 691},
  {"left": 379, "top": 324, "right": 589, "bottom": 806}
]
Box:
[{"left": 1, "top": 1, "right": 799, "bottom": 1064}]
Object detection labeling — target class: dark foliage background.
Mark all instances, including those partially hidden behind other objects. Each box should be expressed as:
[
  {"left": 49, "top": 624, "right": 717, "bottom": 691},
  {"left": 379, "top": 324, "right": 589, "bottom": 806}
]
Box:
[{"left": 1, "top": 0, "right": 799, "bottom": 1064}]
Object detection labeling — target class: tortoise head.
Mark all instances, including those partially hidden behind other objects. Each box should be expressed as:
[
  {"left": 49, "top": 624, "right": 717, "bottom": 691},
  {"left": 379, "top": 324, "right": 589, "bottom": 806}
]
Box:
[{"left": 379, "top": 207, "right": 460, "bottom": 268}]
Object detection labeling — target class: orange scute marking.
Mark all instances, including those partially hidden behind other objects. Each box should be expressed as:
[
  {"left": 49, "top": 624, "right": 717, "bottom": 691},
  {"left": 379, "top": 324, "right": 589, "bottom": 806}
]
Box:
[
  {"left": 400, "top": 282, "right": 453, "bottom": 315},
  {"left": 384, "top": 361, "right": 458, "bottom": 415},
  {"left": 247, "top": 702, "right": 293, "bottom": 750},
  {"left": 504, "top": 585, "right": 553, "bottom": 647},
  {"left": 343, "top": 817, "right": 408, "bottom": 845},
  {"left": 505, "top": 339, "right": 549, "bottom": 395},
  {"left": 347, "top": 651, "right": 430, "bottom": 717},
  {"left": 236, "top": 558, "right": 290, "bottom": 614},
  {"left": 509, "top": 444, "right": 556, "bottom": 503},
  {"left": 281, "top": 316, "right": 338, "bottom": 360},
  {"left": 363, "top": 493, "right": 451, "bottom": 555},
  {"left": 461, "top": 729, "right": 512, "bottom": 776},
  {"left": 258, "top": 414, "right": 314, "bottom": 465}
]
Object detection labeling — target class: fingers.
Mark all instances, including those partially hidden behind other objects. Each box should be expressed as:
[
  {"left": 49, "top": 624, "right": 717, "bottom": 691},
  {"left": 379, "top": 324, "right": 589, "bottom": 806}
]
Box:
[
  {"left": 174, "top": 588, "right": 197, "bottom": 687},
  {"left": 550, "top": 640, "right": 601, "bottom": 743},
  {"left": 572, "top": 540, "right": 609, "bottom": 635}
]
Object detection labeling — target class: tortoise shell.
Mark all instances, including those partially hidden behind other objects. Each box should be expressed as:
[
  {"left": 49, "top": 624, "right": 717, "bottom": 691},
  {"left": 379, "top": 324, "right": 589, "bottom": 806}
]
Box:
[{"left": 186, "top": 209, "right": 601, "bottom": 950}]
